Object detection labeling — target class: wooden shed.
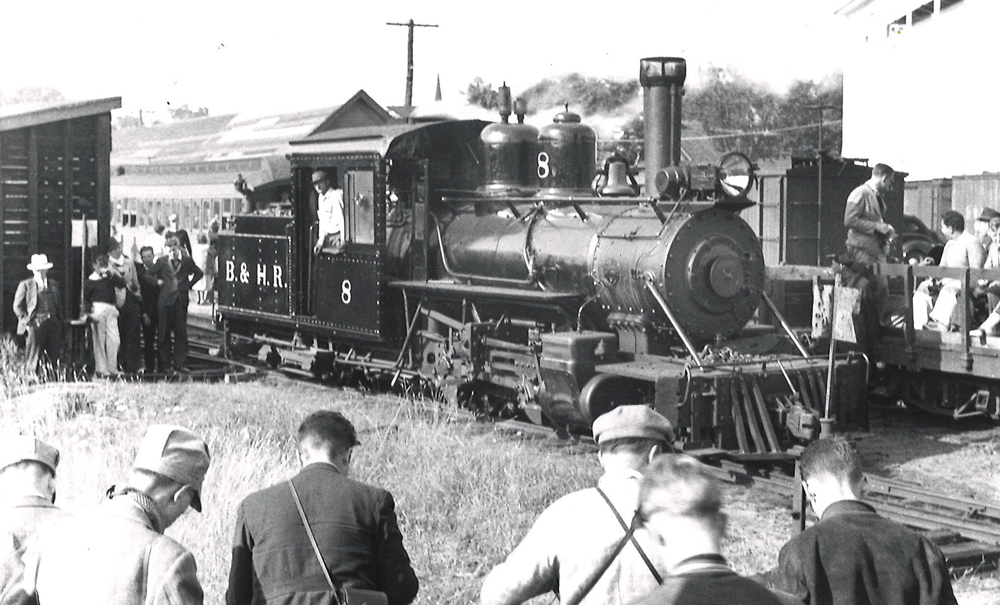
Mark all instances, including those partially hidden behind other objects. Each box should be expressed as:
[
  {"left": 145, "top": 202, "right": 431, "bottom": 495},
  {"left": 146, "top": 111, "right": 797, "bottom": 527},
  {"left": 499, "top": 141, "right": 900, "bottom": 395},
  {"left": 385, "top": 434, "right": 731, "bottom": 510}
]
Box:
[{"left": 0, "top": 97, "right": 121, "bottom": 333}]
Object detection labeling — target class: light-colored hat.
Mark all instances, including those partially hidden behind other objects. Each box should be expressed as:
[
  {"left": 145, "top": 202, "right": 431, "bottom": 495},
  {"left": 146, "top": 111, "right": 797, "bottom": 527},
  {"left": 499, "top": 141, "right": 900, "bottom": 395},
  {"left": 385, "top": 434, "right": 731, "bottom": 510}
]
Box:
[
  {"left": 311, "top": 170, "right": 330, "bottom": 184},
  {"left": 26, "top": 254, "right": 53, "bottom": 271},
  {"left": 592, "top": 405, "right": 674, "bottom": 445},
  {"left": 133, "top": 425, "right": 210, "bottom": 512},
  {"left": 0, "top": 436, "right": 60, "bottom": 474},
  {"left": 168, "top": 213, "right": 178, "bottom": 222}
]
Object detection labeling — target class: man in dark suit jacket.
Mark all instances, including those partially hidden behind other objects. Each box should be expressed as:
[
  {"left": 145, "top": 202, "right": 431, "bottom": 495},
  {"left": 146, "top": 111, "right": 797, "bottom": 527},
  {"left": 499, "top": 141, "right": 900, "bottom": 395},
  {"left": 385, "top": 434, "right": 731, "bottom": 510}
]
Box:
[
  {"left": 771, "top": 438, "right": 956, "bottom": 605},
  {"left": 150, "top": 237, "right": 202, "bottom": 372},
  {"left": 226, "top": 410, "right": 419, "bottom": 605},
  {"left": 167, "top": 214, "right": 193, "bottom": 257},
  {"left": 136, "top": 246, "right": 161, "bottom": 373},
  {"left": 12, "top": 254, "right": 63, "bottom": 371}
]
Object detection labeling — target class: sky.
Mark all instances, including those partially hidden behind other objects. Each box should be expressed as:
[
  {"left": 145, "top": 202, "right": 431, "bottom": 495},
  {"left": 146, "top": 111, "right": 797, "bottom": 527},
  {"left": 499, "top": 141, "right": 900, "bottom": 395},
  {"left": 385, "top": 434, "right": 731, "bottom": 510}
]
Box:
[{"left": 0, "top": 0, "right": 850, "bottom": 116}]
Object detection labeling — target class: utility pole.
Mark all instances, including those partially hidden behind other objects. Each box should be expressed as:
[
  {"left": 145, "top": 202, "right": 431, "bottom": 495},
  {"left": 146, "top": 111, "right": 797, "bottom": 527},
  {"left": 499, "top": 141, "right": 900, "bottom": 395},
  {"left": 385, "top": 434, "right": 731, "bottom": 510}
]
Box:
[
  {"left": 386, "top": 19, "right": 439, "bottom": 108},
  {"left": 806, "top": 104, "right": 836, "bottom": 265}
]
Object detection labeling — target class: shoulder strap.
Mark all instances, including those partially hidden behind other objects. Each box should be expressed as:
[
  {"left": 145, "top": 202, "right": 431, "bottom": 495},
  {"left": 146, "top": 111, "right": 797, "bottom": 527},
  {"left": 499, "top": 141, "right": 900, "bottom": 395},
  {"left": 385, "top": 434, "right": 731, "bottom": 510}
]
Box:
[
  {"left": 289, "top": 481, "right": 342, "bottom": 599},
  {"left": 562, "top": 523, "right": 634, "bottom": 605},
  {"left": 595, "top": 486, "right": 663, "bottom": 585}
]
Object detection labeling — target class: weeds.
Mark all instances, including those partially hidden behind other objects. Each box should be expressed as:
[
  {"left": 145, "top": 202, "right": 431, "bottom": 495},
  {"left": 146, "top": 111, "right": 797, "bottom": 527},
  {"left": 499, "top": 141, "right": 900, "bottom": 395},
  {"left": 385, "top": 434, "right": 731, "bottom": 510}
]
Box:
[{"left": 2, "top": 381, "right": 997, "bottom": 605}]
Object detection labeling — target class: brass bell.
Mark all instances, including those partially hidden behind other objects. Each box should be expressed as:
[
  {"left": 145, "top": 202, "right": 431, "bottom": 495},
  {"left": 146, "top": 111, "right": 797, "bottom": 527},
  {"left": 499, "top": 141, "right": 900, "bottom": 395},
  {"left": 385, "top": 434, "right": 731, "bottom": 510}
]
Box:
[{"left": 599, "top": 158, "right": 637, "bottom": 197}]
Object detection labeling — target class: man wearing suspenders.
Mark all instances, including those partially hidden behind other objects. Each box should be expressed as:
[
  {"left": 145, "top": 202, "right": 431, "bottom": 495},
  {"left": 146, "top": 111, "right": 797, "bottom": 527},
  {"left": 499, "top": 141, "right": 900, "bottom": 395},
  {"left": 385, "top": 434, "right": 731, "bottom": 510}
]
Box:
[{"left": 480, "top": 406, "right": 674, "bottom": 605}]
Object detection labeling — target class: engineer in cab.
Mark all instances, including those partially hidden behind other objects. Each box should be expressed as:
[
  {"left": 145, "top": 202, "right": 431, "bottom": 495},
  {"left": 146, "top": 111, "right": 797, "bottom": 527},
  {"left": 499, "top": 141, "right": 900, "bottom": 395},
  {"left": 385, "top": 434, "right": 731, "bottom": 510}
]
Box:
[{"left": 312, "top": 170, "right": 345, "bottom": 256}]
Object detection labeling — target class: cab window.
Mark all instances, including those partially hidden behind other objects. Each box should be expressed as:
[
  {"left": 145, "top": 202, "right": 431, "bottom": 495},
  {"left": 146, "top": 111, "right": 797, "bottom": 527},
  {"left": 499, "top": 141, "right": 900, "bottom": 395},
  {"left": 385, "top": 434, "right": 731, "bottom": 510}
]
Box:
[{"left": 346, "top": 169, "right": 375, "bottom": 245}]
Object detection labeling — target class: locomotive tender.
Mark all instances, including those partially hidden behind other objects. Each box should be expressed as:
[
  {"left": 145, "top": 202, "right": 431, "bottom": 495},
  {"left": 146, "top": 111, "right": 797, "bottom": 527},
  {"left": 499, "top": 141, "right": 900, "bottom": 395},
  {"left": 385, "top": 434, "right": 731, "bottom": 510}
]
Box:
[{"left": 216, "top": 57, "right": 867, "bottom": 452}]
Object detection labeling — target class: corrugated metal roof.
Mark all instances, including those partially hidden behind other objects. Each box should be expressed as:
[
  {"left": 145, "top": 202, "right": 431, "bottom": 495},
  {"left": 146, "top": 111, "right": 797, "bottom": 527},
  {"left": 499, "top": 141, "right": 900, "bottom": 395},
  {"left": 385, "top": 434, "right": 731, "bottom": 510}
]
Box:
[
  {"left": 289, "top": 121, "right": 491, "bottom": 158},
  {"left": 112, "top": 105, "right": 334, "bottom": 166},
  {"left": 0, "top": 97, "right": 122, "bottom": 132}
]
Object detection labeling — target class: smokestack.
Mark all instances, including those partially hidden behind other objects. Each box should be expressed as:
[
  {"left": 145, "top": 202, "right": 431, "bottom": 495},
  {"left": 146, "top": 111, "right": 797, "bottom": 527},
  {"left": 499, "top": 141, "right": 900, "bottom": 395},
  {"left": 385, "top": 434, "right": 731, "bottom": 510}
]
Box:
[{"left": 639, "top": 57, "right": 686, "bottom": 194}]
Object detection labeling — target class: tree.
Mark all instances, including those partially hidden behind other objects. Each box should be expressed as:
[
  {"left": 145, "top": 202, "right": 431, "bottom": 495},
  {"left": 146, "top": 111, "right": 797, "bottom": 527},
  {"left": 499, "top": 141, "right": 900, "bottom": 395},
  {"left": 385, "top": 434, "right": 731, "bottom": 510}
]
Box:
[
  {"left": 520, "top": 74, "right": 638, "bottom": 115},
  {"left": 466, "top": 78, "right": 499, "bottom": 110},
  {"left": 775, "top": 73, "right": 843, "bottom": 157},
  {"left": 685, "top": 66, "right": 781, "bottom": 159}
]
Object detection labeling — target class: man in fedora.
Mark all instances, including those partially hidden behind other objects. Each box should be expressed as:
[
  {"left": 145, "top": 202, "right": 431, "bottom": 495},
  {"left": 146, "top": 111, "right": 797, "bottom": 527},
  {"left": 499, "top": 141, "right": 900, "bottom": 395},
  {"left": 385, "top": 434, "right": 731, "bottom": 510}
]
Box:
[
  {"left": 0, "top": 436, "right": 66, "bottom": 551},
  {"left": 481, "top": 406, "right": 674, "bottom": 605},
  {"left": 12, "top": 254, "right": 63, "bottom": 371},
  {"left": 18, "top": 424, "right": 211, "bottom": 605},
  {"left": 312, "top": 170, "right": 345, "bottom": 255}
]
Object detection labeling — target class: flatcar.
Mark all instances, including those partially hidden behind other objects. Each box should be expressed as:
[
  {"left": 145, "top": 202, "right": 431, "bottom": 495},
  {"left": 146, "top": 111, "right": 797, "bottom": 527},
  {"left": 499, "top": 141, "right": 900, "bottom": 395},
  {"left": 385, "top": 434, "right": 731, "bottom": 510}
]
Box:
[{"left": 215, "top": 57, "right": 869, "bottom": 451}]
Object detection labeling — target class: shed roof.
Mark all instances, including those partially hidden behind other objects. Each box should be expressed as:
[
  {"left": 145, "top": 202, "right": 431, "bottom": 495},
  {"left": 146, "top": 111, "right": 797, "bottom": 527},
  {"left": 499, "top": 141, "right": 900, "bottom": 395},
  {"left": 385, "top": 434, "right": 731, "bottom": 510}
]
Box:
[{"left": 0, "top": 97, "right": 122, "bottom": 132}]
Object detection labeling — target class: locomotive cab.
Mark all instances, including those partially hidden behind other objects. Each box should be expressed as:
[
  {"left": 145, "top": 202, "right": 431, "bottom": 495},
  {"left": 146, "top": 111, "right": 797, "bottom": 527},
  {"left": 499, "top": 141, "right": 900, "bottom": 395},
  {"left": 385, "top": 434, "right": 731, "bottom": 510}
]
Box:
[{"left": 216, "top": 120, "right": 488, "bottom": 364}]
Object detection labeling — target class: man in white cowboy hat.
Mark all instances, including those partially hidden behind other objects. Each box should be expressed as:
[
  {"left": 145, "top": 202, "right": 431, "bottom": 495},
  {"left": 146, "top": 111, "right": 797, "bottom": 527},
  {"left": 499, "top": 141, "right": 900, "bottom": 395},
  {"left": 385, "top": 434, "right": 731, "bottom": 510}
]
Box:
[
  {"left": 12, "top": 254, "right": 63, "bottom": 371},
  {"left": 311, "top": 170, "right": 345, "bottom": 255}
]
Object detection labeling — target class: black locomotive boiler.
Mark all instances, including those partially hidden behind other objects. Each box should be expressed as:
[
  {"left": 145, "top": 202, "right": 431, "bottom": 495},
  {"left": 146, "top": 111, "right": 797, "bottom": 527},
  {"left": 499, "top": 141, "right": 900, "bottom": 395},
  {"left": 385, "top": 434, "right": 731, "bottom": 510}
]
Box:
[{"left": 216, "top": 57, "right": 868, "bottom": 452}]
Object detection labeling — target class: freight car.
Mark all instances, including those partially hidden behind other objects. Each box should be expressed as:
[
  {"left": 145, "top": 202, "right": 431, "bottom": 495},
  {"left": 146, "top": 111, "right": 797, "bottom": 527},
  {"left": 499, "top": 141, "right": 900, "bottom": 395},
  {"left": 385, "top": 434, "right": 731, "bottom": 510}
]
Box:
[{"left": 215, "top": 57, "right": 869, "bottom": 451}]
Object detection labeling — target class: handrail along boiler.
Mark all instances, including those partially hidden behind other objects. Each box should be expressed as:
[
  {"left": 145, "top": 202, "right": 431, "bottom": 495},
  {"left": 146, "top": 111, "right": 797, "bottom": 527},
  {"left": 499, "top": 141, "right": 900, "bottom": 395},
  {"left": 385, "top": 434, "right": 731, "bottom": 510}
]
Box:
[{"left": 215, "top": 57, "right": 868, "bottom": 452}]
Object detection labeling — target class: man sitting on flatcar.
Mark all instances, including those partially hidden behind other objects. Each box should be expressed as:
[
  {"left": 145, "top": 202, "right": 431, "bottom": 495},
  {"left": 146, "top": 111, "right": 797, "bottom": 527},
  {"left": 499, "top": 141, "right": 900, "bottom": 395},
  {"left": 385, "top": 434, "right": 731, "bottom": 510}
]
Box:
[
  {"left": 914, "top": 210, "right": 985, "bottom": 331},
  {"left": 312, "top": 170, "right": 345, "bottom": 256}
]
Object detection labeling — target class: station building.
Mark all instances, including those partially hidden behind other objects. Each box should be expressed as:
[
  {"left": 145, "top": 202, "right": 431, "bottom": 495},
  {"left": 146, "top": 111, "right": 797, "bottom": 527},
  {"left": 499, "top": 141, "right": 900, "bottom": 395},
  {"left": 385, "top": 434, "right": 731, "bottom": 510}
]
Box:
[{"left": 110, "top": 90, "right": 394, "bottom": 248}]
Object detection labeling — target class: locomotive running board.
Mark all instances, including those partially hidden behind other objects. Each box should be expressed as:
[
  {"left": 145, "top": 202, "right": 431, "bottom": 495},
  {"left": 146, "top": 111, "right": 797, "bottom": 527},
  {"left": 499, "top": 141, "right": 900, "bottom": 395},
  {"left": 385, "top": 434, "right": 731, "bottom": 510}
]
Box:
[{"left": 390, "top": 280, "right": 586, "bottom": 303}]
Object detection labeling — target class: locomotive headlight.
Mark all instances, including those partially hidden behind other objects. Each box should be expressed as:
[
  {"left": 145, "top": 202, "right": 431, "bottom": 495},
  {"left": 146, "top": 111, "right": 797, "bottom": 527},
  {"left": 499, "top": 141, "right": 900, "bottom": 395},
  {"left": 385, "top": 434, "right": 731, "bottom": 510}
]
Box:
[
  {"left": 717, "top": 151, "right": 755, "bottom": 198},
  {"left": 653, "top": 151, "right": 755, "bottom": 201}
]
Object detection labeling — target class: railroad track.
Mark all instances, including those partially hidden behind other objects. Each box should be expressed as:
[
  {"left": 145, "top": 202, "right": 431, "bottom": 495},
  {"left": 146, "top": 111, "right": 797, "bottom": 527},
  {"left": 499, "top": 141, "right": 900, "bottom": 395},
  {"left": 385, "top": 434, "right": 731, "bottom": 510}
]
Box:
[
  {"left": 184, "top": 315, "right": 1000, "bottom": 576},
  {"left": 697, "top": 452, "right": 1000, "bottom": 576}
]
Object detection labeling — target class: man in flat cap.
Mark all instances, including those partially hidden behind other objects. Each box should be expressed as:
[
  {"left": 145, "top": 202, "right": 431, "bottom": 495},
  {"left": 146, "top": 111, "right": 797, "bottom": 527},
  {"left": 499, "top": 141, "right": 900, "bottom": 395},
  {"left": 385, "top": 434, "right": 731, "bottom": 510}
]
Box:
[
  {"left": 630, "top": 456, "right": 788, "bottom": 605},
  {"left": 19, "top": 424, "right": 211, "bottom": 605},
  {"left": 226, "top": 410, "right": 419, "bottom": 605},
  {"left": 0, "top": 437, "right": 66, "bottom": 551},
  {"left": 13, "top": 254, "right": 63, "bottom": 372},
  {"left": 311, "top": 170, "right": 345, "bottom": 255},
  {"left": 480, "top": 405, "right": 674, "bottom": 605}
]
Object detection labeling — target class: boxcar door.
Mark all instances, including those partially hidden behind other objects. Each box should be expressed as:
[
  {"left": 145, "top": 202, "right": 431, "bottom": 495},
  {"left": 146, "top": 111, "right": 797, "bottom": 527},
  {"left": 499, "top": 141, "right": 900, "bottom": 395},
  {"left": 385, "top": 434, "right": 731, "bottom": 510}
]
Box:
[{"left": 311, "top": 166, "right": 385, "bottom": 339}]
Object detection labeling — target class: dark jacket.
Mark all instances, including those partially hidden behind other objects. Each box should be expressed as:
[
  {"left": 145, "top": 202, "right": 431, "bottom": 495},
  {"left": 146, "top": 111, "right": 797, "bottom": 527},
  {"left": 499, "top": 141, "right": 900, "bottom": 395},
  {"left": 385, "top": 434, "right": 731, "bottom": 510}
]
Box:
[
  {"left": 631, "top": 560, "right": 790, "bottom": 605},
  {"left": 84, "top": 273, "right": 127, "bottom": 308},
  {"left": 772, "top": 500, "right": 957, "bottom": 605},
  {"left": 150, "top": 255, "right": 203, "bottom": 307},
  {"left": 136, "top": 262, "right": 161, "bottom": 318},
  {"left": 226, "top": 463, "right": 418, "bottom": 605}
]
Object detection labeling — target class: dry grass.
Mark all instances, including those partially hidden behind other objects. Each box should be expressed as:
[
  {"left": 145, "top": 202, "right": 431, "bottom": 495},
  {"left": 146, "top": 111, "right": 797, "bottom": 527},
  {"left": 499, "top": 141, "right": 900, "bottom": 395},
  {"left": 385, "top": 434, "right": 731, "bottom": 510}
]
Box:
[{"left": 2, "top": 376, "right": 998, "bottom": 605}]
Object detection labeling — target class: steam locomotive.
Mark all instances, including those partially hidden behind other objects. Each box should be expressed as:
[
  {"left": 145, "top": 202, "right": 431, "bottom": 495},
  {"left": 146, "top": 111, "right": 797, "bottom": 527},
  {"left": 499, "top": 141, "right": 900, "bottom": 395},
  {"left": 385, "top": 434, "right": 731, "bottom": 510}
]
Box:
[{"left": 216, "top": 57, "right": 868, "bottom": 452}]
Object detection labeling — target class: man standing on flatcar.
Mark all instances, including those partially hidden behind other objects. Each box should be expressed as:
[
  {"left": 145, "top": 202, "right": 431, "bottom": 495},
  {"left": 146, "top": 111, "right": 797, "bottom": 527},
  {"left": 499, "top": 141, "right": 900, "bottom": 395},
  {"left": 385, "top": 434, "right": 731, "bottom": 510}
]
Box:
[
  {"left": 844, "top": 163, "right": 896, "bottom": 325},
  {"left": 12, "top": 254, "right": 63, "bottom": 372},
  {"left": 480, "top": 406, "right": 674, "bottom": 605},
  {"left": 312, "top": 170, "right": 345, "bottom": 255}
]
